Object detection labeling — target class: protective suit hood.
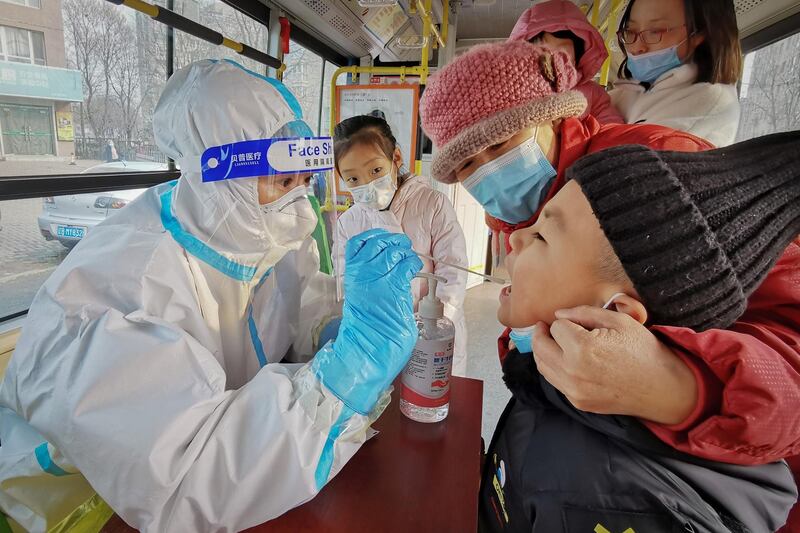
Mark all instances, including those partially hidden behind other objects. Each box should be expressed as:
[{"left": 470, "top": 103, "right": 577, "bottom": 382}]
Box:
[{"left": 154, "top": 59, "right": 310, "bottom": 268}]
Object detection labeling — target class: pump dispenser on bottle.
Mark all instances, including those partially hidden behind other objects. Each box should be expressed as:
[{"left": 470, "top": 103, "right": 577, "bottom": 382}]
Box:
[{"left": 400, "top": 273, "right": 456, "bottom": 423}]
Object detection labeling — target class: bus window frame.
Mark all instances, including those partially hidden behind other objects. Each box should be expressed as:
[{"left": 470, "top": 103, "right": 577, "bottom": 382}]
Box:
[
  {"left": 0, "top": 0, "right": 347, "bottom": 324},
  {"left": 741, "top": 10, "right": 800, "bottom": 53}
]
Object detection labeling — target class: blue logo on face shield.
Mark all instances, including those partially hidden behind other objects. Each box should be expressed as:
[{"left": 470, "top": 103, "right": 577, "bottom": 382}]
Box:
[{"left": 201, "top": 136, "right": 334, "bottom": 182}]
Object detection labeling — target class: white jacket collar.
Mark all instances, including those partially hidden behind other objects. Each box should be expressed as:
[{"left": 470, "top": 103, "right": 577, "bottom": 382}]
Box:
[{"left": 649, "top": 63, "right": 698, "bottom": 90}]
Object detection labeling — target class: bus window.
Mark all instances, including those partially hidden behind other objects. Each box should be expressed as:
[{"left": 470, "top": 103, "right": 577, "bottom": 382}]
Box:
[
  {"left": 0, "top": 0, "right": 172, "bottom": 176},
  {"left": 172, "top": 0, "right": 269, "bottom": 74},
  {"left": 282, "top": 40, "right": 324, "bottom": 135},
  {"left": 737, "top": 31, "right": 800, "bottom": 141},
  {"left": 0, "top": 0, "right": 174, "bottom": 322}
]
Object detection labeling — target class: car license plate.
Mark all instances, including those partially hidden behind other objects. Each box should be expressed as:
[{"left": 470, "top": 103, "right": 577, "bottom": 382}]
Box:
[{"left": 56, "top": 225, "right": 86, "bottom": 239}]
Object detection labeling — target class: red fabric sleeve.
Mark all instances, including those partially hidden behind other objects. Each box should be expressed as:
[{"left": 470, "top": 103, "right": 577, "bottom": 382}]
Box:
[
  {"left": 498, "top": 327, "right": 511, "bottom": 365},
  {"left": 646, "top": 240, "right": 800, "bottom": 465},
  {"left": 652, "top": 345, "right": 724, "bottom": 433},
  {"left": 583, "top": 83, "right": 625, "bottom": 125}
]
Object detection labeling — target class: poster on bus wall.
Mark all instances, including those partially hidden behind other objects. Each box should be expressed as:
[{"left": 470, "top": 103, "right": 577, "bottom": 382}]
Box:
[{"left": 334, "top": 84, "right": 419, "bottom": 197}]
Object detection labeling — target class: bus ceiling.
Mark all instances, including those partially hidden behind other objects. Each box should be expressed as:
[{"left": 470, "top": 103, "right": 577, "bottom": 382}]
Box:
[{"left": 264, "top": 0, "right": 800, "bottom": 66}]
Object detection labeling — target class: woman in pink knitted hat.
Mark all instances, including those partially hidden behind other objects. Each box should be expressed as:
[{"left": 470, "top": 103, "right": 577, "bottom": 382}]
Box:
[
  {"left": 508, "top": 0, "right": 623, "bottom": 124},
  {"left": 419, "top": 40, "right": 800, "bottom": 474}
]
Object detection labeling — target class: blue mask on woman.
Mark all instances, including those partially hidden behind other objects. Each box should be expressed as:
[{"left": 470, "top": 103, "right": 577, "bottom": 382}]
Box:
[
  {"left": 462, "top": 135, "right": 557, "bottom": 224},
  {"left": 627, "top": 43, "right": 685, "bottom": 84}
]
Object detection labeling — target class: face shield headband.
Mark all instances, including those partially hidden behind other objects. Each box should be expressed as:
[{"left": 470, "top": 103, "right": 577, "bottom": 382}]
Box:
[{"left": 176, "top": 120, "right": 335, "bottom": 182}]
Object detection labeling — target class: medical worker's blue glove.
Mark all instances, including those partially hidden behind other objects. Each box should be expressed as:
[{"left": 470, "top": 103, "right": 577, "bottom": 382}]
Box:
[{"left": 311, "top": 228, "right": 423, "bottom": 415}]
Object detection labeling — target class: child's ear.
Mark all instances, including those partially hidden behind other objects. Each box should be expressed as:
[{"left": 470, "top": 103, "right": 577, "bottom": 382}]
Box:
[
  {"left": 393, "top": 147, "right": 403, "bottom": 168},
  {"left": 608, "top": 294, "right": 648, "bottom": 325}
]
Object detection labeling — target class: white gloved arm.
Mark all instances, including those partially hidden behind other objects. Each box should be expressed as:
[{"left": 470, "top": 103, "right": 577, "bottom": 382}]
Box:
[{"left": 21, "top": 306, "right": 379, "bottom": 533}]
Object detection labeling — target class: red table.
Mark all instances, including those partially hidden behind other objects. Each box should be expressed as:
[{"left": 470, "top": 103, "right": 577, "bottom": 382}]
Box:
[{"left": 103, "top": 376, "right": 484, "bottom": 532}]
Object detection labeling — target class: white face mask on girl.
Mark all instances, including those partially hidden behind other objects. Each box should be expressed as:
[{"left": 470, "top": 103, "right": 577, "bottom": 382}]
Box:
[
  {"left": 260, "top": 184, "right": 318, "bottom": 250},
  {"left": 348, "top": 167, "right": 398, "bottom": 211}
]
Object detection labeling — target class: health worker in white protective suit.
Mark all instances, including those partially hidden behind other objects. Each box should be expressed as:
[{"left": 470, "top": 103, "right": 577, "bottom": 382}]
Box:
[{"left": 0, "top": 59, "right": 423, "bottom": 533}]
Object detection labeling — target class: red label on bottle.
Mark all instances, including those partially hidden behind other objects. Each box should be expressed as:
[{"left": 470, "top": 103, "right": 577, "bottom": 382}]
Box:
[{"left": 400, "top": 337, "right": 453, "bottom": 408}]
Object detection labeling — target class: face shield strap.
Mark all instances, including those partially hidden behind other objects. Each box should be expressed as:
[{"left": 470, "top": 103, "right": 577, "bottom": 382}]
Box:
[{"left": 198, "top": 136, "right": 334, "bottom": 183}]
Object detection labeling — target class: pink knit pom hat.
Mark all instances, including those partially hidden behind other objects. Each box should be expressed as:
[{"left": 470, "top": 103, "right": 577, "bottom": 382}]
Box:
[{"left": 420, "top": 41, "right": 587, "bottom": 183}]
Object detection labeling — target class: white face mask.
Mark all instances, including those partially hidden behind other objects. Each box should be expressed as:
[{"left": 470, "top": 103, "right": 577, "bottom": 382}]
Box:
[
  {"left": 348, "top": 168, "right": 398, "bottom": 211},
  {"left": 260, "top": 185, "right": 318, "bottom": 250}
]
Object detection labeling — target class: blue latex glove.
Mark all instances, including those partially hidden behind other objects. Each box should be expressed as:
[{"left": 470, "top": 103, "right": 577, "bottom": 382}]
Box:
[
  {"left": 317, "top": 316, "right": 342, "bottom": 350},
  {"left": 311, "top": 228, "right": 423, "bottom": 415}
]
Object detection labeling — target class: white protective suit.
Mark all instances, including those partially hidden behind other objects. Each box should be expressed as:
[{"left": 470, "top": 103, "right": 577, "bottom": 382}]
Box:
[
  {"left": 335, "top": 175, "right": 469, "bottom": 375},
  {"left": 0, "top": 60, "right": 390, "bottom": 532}
]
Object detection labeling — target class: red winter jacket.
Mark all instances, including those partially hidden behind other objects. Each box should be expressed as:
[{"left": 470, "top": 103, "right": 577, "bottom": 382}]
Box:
[{"left": 492, "top": 116, "right": 800, "bottom": 467}]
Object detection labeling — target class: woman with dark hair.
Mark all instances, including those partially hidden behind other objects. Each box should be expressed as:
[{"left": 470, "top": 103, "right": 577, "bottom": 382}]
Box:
[
  {"left": 333, "top": 115, "right": 470, "bottom": 376},
  {"left": 610, "top": 0, "right": 743, "bottom": 146}
]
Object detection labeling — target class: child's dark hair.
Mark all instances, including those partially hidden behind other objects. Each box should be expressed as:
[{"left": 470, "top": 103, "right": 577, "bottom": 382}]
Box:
[
  {"left": 530, "top": 30, "right": 585, "bottom": 65},
  {"left": 333, "top": 115, "right": 399, "bottom": 173},
  {"left": 617, "top": 0, "right": 742, "bottom": 84}
]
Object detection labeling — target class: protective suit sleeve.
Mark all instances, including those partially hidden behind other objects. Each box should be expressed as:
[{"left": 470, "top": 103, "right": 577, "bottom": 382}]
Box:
[
  {"left": 334, "top": 214, "right": 351, "bottom": 281},
  {"left": 251, "top": 238, "right": 339, "bottom": 364},
  {"left": 312, "top": 229, "right": 423, "bottom": 415},
  {"left": 10, "top": 293, "right": 382, "bottom": 532}
]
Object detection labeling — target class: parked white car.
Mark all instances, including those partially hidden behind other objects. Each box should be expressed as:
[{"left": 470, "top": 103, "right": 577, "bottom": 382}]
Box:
[{"left": 38, "top": 161, "right": 168, "bottom": 248}]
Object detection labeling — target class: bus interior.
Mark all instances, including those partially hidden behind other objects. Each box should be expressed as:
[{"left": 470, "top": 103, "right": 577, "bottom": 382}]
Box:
[{"left": 0, "top": 0, "right": 799, "bottom": 529}]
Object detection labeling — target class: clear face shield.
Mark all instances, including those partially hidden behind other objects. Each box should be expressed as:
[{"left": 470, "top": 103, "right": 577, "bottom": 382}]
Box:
[{"left": 196, "top": 120, "right": 335, "bottom": 253}]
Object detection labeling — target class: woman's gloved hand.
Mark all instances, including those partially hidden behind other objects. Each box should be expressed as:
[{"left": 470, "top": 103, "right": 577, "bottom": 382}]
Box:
[{"left": 312, "top": 228, "right": 423, "bottom": 415}]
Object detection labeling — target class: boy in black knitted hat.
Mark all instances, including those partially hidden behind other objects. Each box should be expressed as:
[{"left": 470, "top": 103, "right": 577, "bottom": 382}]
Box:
[{"left": 481, "top": 131, "right": 800, "bottom": 533}]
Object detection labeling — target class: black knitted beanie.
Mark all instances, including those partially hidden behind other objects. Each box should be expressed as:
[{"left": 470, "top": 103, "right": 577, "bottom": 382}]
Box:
[{"left": 568, "top": 131, "right": 800, "bottom": 332}]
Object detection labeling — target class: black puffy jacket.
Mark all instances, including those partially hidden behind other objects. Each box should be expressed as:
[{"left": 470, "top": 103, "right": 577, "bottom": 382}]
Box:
[{"left": 478, "top": 350, "right": 797, "bottom": 533}]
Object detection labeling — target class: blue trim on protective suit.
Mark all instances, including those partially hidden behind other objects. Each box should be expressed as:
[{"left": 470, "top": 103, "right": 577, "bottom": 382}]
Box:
[
  {"left": 248, "top": 268, "right": 274, "bottom": 367},
  {"left": 221, "top": 59, "right": 304, "bottom": 120},
  {"left": 35, "top": 443, "right": 69, "bottom": 477},
  {"left": 314, "top": 405, "right": 356, "bottom": 490},
  {"left": 159, "top": 184, "right": 256, "bottom": 282}
]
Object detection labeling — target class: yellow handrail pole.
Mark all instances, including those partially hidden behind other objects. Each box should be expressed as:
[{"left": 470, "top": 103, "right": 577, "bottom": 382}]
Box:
[
  {"left": 416, "top": 0, "right": 445, "bottom": 49},
  {"left": 591, "top": 0, "right": 601, "bottom": 27},
  {"left": 112, "top": 0, "right": 283, "bottom": 70},
  {"left": 440, "top": 0, "right": 449, "bottom": 45},
  {"left": 121, "top": 0, "right": 158, "bottom": 16},
  {"left": 419, "top": 0, "right": 433, "bottom": 83},
  {"left": 599, "top": 0, "right": 625, "bottom": 86}
]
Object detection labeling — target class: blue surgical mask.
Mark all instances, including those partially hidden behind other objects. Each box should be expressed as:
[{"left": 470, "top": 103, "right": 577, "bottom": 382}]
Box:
[
  {"left": 463, "top": 134, "right": 556, "bottom": 224},
  {"left": 509, "top": 326, "right": 535, "bottom": 354},
  {"left": 627, "top": 42, "right": 685, "bottom": 84},
  {"left": 509, "top": 293, "right": 627, "bottom": 355}
]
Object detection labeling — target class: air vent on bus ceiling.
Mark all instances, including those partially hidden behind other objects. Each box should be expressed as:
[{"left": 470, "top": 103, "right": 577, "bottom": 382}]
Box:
[
  {"left": 735, "top": 0, "right": 764, "bottom": 15},
  {"left": 329, "top": 14, "right": 356, "bottom": 38},
  {"left": 305, "top": 0, "right": 330, "bottom": 18},
  {"left": 733, "top": 0, "right": 800, "bottom": 38},
  {"left": 272, "top": 0, "right": 444, "bottom": 61},
  {"left": 266, "top": 0, "right": 385, "bottom": 58}
]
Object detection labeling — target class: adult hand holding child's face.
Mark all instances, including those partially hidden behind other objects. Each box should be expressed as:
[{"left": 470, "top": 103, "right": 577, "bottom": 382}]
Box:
[{"left": 531, "top": 305, "right": 698, "bottom": 425}]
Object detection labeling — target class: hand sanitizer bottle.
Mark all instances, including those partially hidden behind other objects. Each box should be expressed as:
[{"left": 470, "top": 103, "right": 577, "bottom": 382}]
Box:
[{"left": 400, "top": 273, "right": 455, "bottom": 423}]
